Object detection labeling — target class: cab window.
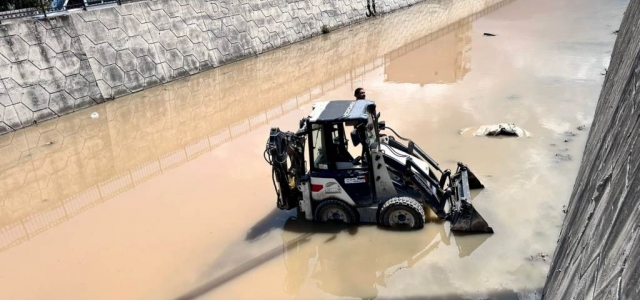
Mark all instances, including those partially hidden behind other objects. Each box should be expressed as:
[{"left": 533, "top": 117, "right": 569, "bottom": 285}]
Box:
[{"left": 312, "top": 124, "right": 327, "bottom": 169}]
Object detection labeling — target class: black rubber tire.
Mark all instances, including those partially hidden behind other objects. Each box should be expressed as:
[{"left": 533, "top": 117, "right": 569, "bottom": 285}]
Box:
[
  {"left": 296, "top": 206, "right": 306, "bottom": 220},
  {"left": 379, "top": 197, "right": 425, "bottom": 229},
  {"left": 314, "top": 199, "right": 357, "bottom": 224}
]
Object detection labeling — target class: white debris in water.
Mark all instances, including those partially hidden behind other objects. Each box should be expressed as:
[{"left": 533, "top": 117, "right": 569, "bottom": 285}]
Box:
[
  {"left": 473, "top": 123, "right": 530, "bottom": 137},
  {"left": 91, "top": 112, "right": 99, "bottom": 119},
  {"left": 459, "top": 128, "right": 471, "bottom": 135}
]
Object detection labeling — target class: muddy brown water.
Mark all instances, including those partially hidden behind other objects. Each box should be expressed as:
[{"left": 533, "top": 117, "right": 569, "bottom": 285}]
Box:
[{"left": 0, "top": 0, "right": 628, "bottom": 299}]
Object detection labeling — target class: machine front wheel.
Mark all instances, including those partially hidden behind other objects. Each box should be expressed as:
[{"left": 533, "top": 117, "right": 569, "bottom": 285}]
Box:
[
  {"left": 379, "top": 197, "right": 425, "bottom": 229},
  {"left": 314, "top": 200, "right": 357, "bottom": 224}
]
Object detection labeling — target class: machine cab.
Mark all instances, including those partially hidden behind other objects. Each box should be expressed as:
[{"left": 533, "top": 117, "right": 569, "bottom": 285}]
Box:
[{"left": 304, "top": 100, "right": 380, "bottom": 207}]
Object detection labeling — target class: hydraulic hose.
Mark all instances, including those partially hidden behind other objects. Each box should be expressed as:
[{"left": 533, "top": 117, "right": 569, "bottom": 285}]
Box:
[{"left": 264, "top": 128, "right": 306, "bottom": 210}]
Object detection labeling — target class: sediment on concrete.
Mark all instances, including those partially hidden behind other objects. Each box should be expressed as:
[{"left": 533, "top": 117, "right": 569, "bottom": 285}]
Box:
[
  {"left": 542, "top": 0, "right": 639, "bottom": 299},
  {"left": 0, "top": 0, "right": 427, "bottom": 135}
]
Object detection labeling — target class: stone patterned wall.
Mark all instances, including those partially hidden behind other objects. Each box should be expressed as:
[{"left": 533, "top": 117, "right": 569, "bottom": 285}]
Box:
[
  {"left": 0, "top": 16, "right": 104, "bottom": 135},
  {"left": 0, "top": 0, "right": 430, "bottom": 135},
  {"left": 70, "top": 0, "right": 385, "bottom": 101},
  {"left": 542, "top": 0, "right": 640, "bottom": 299}
]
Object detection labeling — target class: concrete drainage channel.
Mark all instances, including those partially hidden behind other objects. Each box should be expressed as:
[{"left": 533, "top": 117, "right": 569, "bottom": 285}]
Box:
[
  {"left": 0, "top": 0, "right": 638, "bottom": 298},
  {"left": 0, "top": 0, "right": 427, "bottom": 135}
]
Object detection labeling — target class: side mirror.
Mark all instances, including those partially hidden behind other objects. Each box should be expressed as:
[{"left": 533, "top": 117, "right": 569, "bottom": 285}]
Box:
[
  {"left": 296, "top": 119, "right": 307, "bottom": 136},
  {"left": 351, "top": 129, "right": 361, "bottom": 147},
  {"left": 378, "top": 120, "right": 386, "bottom": 130}
]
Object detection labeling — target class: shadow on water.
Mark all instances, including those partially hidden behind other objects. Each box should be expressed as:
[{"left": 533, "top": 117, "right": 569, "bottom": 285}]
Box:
[
  {"left": 175, "top": 215, "right": 495, "bottom": 300},
  {"left": 244, "top": 208, "right": 295, "bottom": 241}
]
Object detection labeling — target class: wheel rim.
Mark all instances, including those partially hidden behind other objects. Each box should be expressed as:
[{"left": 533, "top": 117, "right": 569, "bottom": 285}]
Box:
[
  {"left": 388, "top": 210, "right": 416, "bottom": 227},
  {"left": 320, "top": 206, "right": 349, "bottom": 222}
]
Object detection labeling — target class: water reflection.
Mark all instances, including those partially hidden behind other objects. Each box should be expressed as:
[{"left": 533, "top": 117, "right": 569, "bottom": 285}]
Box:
[
  {"left": 177, "top": 214, "right": 491, "bottom": 300},
  {"left": 281, "top": 219, "right": 489, "bottom": 299},
  {"left": 0, "top": 0, "right": 514, "bottom": 253},
  {"left": 384, "top": 22, "right": 472, "bottom": 85}
]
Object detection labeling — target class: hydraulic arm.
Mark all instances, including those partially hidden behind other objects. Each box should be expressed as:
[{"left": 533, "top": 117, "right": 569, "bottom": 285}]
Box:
[
  {"left": 383, "top": 127, "right": 494, "bottom": 233},
  {"left": 264, "top": 127, "right": 306, "bottom": 210}
]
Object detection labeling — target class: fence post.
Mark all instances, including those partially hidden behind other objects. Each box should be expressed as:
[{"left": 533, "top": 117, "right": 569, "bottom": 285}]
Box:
[{"left": 39, "top": 0, "right": 48, "bottom": 17}]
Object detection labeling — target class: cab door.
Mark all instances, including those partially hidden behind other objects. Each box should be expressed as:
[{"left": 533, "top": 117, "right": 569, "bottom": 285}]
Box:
[{"left": 309, "top": 123, "right": 373, "bottom": 207}]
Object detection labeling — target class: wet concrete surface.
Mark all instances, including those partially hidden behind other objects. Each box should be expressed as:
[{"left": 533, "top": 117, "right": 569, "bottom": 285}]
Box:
[
  {"left": 542, "top": 0, "right": 640, "bottom": 298},
  {"left": 0, "top": 0, "right": 629, "bottom": 299}
]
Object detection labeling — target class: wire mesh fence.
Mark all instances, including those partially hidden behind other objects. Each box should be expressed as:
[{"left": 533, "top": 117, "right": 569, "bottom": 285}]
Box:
[
  {"left": 0, "top": 0, "right": 144, "bottom": 22},
  {"left": 0, "top": 7, "right": 41, "bottom": 21}
]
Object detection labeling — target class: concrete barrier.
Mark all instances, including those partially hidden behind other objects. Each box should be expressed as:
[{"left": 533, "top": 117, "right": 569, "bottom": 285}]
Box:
[
  {"left": 0, "top": 0, "right": 428, "bottom": 135},
  {"left": 542, "top": 0, "right": 639, "bottom": 298}
]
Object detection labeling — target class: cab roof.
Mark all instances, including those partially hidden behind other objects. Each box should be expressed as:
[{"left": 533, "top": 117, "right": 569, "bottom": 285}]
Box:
[{"left": 307, "top": 100, "right": 375, "bottom": 123}]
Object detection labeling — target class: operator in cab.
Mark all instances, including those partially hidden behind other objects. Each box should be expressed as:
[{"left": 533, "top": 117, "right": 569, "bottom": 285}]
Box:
[{"left": 354, "top": 87, "right": 366, "bottom": 100}]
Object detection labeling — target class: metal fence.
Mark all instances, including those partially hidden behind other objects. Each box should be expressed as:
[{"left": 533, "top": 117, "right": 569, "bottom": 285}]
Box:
[
  {"left": 0, "top": 0, "right": 143, "bottom": 23},
  {"left": 0, "top": 7, "right": 41, "bottom": 21}
]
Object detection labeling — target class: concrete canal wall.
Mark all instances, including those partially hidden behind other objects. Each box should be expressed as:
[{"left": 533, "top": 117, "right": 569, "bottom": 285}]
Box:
[
  {"left": 542, "top": 0, "right": 639, "bottom": 298},
  {"left": 0, "top": 0, "right": 426, "bottom": 135}
]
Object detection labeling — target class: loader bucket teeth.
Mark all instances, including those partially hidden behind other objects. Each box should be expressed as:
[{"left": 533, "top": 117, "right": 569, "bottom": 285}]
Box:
[{"left": 450, "top": 201, "right": 494, "bottom": 233}]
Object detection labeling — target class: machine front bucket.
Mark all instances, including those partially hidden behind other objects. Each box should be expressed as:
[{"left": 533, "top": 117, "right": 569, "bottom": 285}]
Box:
[
  {"left": 449, "top": 163, "right": 493, "bottom": 233},
  {"left": 465, "top": 167, "right": 485, "bottom": 190},
  {"left": 450, "top": 201, "right": 494, "bottom": 233}
]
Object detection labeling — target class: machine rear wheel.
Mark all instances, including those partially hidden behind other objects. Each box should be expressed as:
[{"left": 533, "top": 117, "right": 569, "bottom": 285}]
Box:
[
  {"left": 314, "top": 200, "right": 356, "bottom": 224},
  {"left": 379, "top": 197, "right": 425, "bottom": 229}
]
